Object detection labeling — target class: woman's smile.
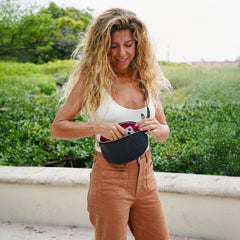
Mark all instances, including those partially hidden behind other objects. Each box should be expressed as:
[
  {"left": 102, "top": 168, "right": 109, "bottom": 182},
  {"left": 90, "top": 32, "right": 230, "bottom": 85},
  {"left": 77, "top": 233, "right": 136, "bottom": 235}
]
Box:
[{"left": 117, "top": 58, "right": 128, "bottom": 62}]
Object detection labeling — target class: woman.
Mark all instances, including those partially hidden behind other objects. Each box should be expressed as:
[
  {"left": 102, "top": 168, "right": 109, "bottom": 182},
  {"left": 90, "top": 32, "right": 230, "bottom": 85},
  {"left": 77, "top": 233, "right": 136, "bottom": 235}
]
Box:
[{"left": 51, "top": 8, "right": 170, "bottom": 240}]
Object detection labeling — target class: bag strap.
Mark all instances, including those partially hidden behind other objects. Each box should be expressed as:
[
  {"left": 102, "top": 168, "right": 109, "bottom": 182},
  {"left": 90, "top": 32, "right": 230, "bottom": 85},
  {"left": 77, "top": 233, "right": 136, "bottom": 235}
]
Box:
[{"left": 141, "top": 84, "right": 150, "bottom": 118}]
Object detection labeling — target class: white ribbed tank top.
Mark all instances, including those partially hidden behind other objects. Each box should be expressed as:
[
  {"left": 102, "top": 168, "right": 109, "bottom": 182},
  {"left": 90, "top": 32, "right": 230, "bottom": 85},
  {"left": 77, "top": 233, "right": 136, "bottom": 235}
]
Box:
[{"left": 92, "top": 89, "right": 156, "bottom": 152}]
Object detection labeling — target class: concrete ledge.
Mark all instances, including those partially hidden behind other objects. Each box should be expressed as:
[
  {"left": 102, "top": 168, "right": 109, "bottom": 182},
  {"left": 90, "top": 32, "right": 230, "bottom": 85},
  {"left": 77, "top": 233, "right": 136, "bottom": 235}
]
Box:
[
  {"left": 1, "top": 166, "right": 239, "bottom": 198},
  {"left": 155, "top": 172, "right": 240, "bottom": 199},
  {"left": 0, "top": 166, "right": 240, "bottom": 240},
  {"left": 0, "top": 167, "right": 91, "bottom": 187}
]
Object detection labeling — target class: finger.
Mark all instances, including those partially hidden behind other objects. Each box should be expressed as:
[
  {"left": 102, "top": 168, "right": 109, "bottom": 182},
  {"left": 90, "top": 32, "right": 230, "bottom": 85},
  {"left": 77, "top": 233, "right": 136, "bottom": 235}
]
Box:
[
  {"left": 112, "top": 133, "right": 119, "bottom": 141},
  {"left": 135, "top": 121, "right": 141, "bottom": 127},
  {"left": 117, "top": 125, "right": 127, "bottom": 136},
  {"left": 135, "top": 119, "right": 148, "bottom": 128},
  {"left": 114, "top": 129, "right": 125, "bottom": 139},
  {"left": 146, "top": 130, "right": 153, "bottom": 135},
  {"left": 146, "top": 129, "right": 157, "bottom": 135},
  {"left": 138, "top": 123, "right": 151, "bottom": 131},
  {"left": 109, "top": 125, "right": 126, "bottom": 140},
  {"left": 142, "top": 123, "right": 158, "bottom": 132},
  {"left": 137, "top": 117, "right": 155, "bottom": 127}
]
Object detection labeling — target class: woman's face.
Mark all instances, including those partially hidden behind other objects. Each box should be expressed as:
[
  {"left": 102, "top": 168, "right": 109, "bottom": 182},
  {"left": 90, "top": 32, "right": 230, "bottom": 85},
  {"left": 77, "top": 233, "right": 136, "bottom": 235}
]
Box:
[{"left": 110, "top": 29, "right": 136, "bottom": 75}]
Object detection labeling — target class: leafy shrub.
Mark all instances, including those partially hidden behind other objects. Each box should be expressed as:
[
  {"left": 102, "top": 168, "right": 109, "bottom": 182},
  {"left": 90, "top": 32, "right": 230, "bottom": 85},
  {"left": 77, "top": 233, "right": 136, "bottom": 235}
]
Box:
[
  {"left": 0, "top": 90, "right": 95, "bottom": 167},
  {"left": 0, "top": 61, "right": 94, "bottom": 167},
  {"left": 0, "top": 61, "right": 239, "bottom": 176},
  {"left": 150, "top": 102, "right": 240, "bottom": 176}
]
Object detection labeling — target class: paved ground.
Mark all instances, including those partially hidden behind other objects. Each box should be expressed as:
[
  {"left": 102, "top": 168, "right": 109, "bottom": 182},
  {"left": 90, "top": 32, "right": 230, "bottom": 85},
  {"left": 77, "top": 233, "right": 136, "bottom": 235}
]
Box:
[{"left": 0, "top": 221, "right": 203, "bottom": 240}]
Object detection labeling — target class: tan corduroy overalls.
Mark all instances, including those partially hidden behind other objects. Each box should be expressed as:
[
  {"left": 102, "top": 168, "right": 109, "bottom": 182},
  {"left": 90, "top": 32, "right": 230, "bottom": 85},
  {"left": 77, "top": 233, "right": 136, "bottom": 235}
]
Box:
[{"left": 87, "top": 149, "right": 170, "bottom": 240}]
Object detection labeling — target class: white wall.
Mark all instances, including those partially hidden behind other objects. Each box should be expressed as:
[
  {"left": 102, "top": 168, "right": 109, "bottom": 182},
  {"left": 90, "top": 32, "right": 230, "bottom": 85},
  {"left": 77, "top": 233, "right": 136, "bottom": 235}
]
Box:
[{"left": 0, "top": 167, "right": 240, "bottom": 240}]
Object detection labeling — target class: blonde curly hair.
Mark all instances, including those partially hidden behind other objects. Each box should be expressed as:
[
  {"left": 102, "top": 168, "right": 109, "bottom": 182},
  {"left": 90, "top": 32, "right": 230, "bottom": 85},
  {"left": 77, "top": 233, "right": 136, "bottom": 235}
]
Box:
[{"left": 64, "top": 8, "right": 170, "bottom": 118}]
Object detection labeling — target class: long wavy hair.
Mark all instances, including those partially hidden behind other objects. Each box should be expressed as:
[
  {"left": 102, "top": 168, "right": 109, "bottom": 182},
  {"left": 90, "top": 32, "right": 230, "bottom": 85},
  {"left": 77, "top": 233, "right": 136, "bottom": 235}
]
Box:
[{"left": 64, "top": 8, "right": 170, "bottom": 118}]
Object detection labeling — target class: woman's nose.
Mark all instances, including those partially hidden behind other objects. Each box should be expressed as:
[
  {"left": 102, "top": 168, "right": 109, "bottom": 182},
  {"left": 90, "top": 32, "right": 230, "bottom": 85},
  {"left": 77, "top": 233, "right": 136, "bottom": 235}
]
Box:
[{"left": 118, "top": 46, "right": 125, "bottom": 57}]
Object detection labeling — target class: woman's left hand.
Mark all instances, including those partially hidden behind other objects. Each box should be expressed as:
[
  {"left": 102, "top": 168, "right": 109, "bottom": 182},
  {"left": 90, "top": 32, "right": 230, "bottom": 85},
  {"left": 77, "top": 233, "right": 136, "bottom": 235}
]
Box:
[{"left": 135, "top": 117, "right": 169, "bottom": 142}]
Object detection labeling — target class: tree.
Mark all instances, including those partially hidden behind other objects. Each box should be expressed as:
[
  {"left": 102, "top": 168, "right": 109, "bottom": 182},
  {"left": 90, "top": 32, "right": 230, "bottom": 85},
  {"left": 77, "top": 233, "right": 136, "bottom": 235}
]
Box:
[
  {"left": 0, "top": 1, "right": 92, "bottom": 63},
  {"left": 0, "top": 0, "right": 24, "bottom": 57},
  {"left": 40, "top": 2, "right": 92, "bottom": 61}
]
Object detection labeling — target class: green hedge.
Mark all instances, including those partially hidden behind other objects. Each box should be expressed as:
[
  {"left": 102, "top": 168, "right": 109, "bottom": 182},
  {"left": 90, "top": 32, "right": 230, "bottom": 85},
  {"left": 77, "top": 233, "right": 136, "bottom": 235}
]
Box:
[
  {"left": 0, "top": 61, "right": 95, "bottom": 168},
  {"left": 0, "top": 61, "right": 239, "bottom": 176},
  {"left": 151, "top": 102, "right": 240, "bottom": 176}
]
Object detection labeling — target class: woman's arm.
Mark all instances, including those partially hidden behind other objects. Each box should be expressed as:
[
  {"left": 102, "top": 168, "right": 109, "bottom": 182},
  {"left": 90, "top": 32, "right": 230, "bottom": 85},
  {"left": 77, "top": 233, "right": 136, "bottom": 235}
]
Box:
[
  {"left": 51, "top": 79, "right": 93, "bottom": 139},
  {"left": 152, "top": 103, "right": 170, "bottom": 142},
  {"left": 51, "top": 79, "right": 126, "bottom": 140},
  {"left": 135, "top": 100, "right": 169, "bottom": 142}
]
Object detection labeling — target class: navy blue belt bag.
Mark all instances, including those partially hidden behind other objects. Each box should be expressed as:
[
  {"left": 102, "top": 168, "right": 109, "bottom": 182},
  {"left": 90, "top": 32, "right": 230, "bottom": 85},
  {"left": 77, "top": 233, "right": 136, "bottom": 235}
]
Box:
[
  {"left": 99, "top": 128, "right": 149, "bottom": 164},
  {"left": 99, "top": 89, "right": 150, "bottom": 165}
]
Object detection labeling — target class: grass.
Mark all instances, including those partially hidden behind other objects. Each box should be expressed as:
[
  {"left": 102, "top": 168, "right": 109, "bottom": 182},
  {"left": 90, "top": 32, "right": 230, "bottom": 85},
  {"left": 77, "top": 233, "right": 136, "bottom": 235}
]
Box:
[{"left": 160, "top": 64, "right": 240, "bottom": 106}]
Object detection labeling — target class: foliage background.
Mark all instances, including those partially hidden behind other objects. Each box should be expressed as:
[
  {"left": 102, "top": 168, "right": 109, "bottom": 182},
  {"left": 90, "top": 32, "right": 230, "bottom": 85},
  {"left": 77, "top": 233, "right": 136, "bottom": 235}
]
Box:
[
  {"left": 0, "top": 1, "right": 239, "bottom": 176},
  {"left": 0, "top": 61, "right": 239, "bottom": 176}
]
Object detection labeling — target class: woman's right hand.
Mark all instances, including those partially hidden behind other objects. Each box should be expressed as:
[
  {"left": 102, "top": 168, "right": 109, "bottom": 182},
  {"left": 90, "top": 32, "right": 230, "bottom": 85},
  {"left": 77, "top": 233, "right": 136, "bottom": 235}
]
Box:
[{"left": 96, "top": 121, "right": 127, "bottom": 141}]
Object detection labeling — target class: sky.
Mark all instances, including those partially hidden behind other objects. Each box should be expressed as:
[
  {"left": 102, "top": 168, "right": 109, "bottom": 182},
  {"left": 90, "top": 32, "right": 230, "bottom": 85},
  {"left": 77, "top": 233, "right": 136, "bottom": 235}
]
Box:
[{"left": 19, "top": 0, "right": 240, "bottom": 62}]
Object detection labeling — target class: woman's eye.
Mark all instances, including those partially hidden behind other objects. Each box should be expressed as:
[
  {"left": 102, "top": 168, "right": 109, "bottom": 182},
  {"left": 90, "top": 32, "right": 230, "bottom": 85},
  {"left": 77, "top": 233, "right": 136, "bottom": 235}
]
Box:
[
  {"left": 126, "top": 44, "right": 132, "bottom": 48},
  {"left": 111, "top": 45, "right": 117, "bottom": 49}
]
